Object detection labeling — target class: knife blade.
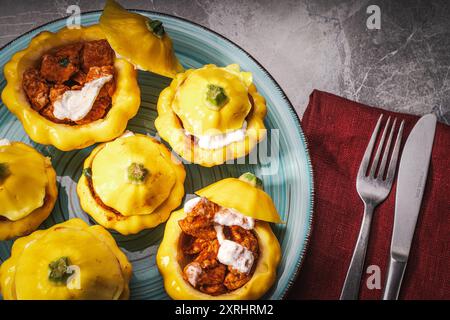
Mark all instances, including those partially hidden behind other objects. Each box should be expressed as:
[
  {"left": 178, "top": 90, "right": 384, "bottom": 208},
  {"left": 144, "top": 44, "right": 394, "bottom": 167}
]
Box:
[{"left": 382, "top": 113, "right": 437, "bottom": 300}]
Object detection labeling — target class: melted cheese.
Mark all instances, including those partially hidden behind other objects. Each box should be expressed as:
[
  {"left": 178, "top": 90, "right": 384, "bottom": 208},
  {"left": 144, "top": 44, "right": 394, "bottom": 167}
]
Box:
[{"left": 53, "top": 75, "right": 113, "bottom": 121}]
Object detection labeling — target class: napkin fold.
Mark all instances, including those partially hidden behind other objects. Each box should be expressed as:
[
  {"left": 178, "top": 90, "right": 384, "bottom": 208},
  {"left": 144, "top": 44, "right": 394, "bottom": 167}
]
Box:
[{"left": 289, "top": 90, "right": 450, "bottom": 299}]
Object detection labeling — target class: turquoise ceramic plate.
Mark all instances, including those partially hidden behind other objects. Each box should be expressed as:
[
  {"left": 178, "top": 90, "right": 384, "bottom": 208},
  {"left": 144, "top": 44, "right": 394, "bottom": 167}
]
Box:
[{"left": 0, "top": 11, "right": 313, "bottom": 300}]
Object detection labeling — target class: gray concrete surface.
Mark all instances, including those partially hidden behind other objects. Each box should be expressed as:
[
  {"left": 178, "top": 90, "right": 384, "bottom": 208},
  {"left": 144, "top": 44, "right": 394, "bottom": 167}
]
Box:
[{"left": 0, "top": 0, "right": 449, "bottom": 124}]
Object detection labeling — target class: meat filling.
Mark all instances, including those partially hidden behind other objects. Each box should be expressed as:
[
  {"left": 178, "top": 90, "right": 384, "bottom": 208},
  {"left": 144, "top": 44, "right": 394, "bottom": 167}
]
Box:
[
  {"left": 179, "top": 198, "right": 259, "bottom": 295},
  {"left": 22, "top": 40, "right": 116, "bottom": 125},
  {"left": 22, "top": 69, "right": 49, "bottom": 111},
  {"left": 40, "top": 42, "right": 83, "bottom": 83},
  {"left": 82, "top": 40, "right": 115, "bottom": 72}
]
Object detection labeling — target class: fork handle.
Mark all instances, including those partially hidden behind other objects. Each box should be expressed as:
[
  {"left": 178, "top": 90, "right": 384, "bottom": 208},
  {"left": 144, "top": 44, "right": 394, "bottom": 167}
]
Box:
[{"left": 340, "top": 203, "right": 374, "bottom": 300}]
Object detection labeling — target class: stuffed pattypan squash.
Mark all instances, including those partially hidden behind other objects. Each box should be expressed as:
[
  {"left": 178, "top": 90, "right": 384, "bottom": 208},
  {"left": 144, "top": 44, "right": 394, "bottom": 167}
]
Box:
[
  {"left": 0, "top": 218, "right": 132, "bottom": 300},
  {"left": 157, "top": 173, "right": 282, "bottom": 300},
  {"left": 77, "top": 133, "right": 186, "bottom": 235},
  {"left": 0, "top": 140, "right": 57, "bottom": 240},
  {"left": 1, "top": 24, "right": 140, "bottom": 151},
  {"left": 99, "top": 0, "right": 183, "bottom": 78},
  {"left": 155, "top": 64, "right": 268, "bottom": 167}
]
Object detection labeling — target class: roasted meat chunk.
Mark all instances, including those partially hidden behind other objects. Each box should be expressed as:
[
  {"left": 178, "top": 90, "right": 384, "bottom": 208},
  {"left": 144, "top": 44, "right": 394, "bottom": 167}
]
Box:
[
  {"left": 40, "top": 43, "right": 83, "bottom": 83},
  {"left": 183, "top": 262, "right": 227, "bottom": 296},
  {"left": 72, "top": 70, "right": 87, "bottom": 85},
  {"left": 85, "top": 65, "right": 114, "bottom": 82},
  {"left": 182, "top": 236, "right": 210, "bottom": 255},
  {"left": 22, "top": 68, "right": 49, "bottom": 111},
  {"left": 49, "top": 84, "right": 70, "bottom": 104},
  {"left": 180, "top": 225, "right": 217, "bottom": 240},
  {"left": 85, "top": 65, "right": 116, "bottom": 99},
  {"left": 224, "top": 267, "right": 252, "bottom": 290},
  {"left": 82, "top": 40, "right": 115, "bottom": 72},
  {"left": 54, "top": 43, "right": 83, "bottom": 64},
  {"left": 40, "top": 54, "right": 78, "bottom": 83},
  {"left": 194, "top": 239, "right": 220, "bottom": 269},
  {"left": 230, "top": 225, "right": 259, "bottom": 255},
  {"left": 178, "top": 199, "right": 219, "bottom": 240},
  {"left": 197, "top": 264, "right": 227, "bottom": 295}
]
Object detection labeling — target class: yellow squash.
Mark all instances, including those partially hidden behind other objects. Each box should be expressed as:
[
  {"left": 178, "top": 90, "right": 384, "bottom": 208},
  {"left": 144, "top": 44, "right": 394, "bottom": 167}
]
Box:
[
  {"left": 172, "top": 64, "right": 253, "bottom": 135},
  {"left": 77, "top": 134, "right": 186, "bottom": 235},
  {"left": 0, "top": 219, "right": 132, "bottom": 300},
  {"left": 0, "top": 142, "right": 57, "bottom": 240},
  {"left": 1, "top": 25, "right": 141, "bottom": 151},
  {"left": 157, "top": 210, "right": 281, "bottom": 300},
  {"left": 155, "top": 64, "right": 267, "bottom": 167},
  {"left": 99, "top": 0, "right": 183, "bottom": 78},
  {"left": 157, "top": 173, "right": 282, "bottom": 300}
]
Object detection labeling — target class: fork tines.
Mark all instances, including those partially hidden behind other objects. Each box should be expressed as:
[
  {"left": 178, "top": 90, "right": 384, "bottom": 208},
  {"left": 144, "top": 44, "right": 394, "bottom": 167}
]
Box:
[{"left": 358, "top": 114, "right": 405, "bottom": 183}]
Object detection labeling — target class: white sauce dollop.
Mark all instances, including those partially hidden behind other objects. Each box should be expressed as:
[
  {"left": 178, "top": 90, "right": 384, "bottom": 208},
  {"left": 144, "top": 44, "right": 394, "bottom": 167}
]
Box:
[
  {"left": 214, "top": 207, "right": 255, "bottom": 230},
  {"left": 214, "top": 222, "right": 254, "bottom": 274},
  {"left": 53, "top": 75, "right": 113, "bottom": 121},
  {"left": 184, "top": 197, "right": 203, "bottom": 213},
  {"left": 186, "top": 121, "right": 247, "bottom": 150},
  {"left": 214, "top": 224, "right": 226, "bottom": 243},
  {"left": 0, "top": 139, "right": 11, "bottom": 146},
  {"left": 217, "top": 239, "right": 255, "bottom": 274},
  {"left": 185, "top": 262, "right": 202, "bottom": 287}
]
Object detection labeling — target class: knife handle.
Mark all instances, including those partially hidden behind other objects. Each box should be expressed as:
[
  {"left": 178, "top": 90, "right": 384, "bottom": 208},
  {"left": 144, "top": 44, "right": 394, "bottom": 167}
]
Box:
[{"left": 382, "top": 257, "right": 407, "bottom": 300}]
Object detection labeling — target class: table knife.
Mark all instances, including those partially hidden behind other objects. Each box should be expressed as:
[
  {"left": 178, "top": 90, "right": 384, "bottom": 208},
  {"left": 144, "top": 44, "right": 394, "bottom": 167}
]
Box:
[{"left": 382, "top": 113, "right": 437, "bottom": 300}]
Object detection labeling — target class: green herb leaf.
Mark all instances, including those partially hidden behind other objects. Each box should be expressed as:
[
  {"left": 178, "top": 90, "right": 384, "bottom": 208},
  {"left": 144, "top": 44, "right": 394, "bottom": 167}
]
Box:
[
  {"left": 206, "top": 84, "right": 228, "bottom": 110},
  {"left": 48, "top": 257, "right": 73, "bottom": 284},
  {"left": 128, "top": 163, "right": 149, "bottom": 184},
  {"left": 239, "top": 172, "right": 263, "bottom": 190},
  {"left": 59, "top": 57, "right": 69, "bottom": 67},
  {"left": 82, "top": 168, "right": 92, "bottom": 179},
  {"left": 146, "top": 19, "right": 165, "bottom": 38}
]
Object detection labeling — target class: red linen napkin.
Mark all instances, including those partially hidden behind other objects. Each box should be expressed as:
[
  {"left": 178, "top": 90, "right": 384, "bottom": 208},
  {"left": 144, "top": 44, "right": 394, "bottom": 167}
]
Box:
[{"left": 288, "top": 90, "right": 450, "bottom": 300}]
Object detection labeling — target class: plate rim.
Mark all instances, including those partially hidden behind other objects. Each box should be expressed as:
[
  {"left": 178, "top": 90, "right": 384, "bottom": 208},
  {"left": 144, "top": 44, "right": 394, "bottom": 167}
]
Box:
[{"left": 0, "top": 9, "right": 314, "bottom": 300}]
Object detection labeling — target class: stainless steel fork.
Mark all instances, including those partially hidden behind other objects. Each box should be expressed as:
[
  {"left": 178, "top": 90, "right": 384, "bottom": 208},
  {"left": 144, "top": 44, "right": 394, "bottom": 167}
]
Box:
[{"left": 340, "top": 114, "right": 404, "bottom": 300}]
